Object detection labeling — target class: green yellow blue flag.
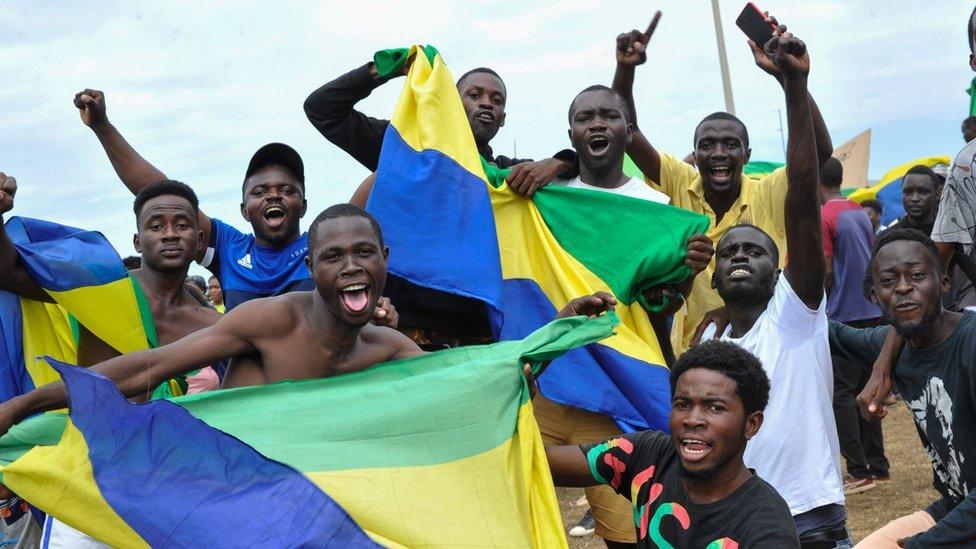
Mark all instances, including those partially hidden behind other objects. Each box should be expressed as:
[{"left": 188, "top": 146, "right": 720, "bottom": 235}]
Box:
[
  {"left": 0, "top": 217, "right": 176, "bottom": 401},
  {"left": 366, "top": 46, "right": 709, "bottom": 432},
  {"left": 0, "top": 314, "right": 618, "bottom": 547}
]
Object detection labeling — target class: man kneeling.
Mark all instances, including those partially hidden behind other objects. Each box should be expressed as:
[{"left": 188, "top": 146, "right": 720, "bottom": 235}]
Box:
[{"left": 543, "top": 340, "right": 798, "bottom": 547}]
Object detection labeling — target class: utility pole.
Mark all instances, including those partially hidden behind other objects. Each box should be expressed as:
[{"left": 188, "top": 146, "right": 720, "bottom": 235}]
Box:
[{"left": 711, "top": 0, "right": 736, "bottom": 115}]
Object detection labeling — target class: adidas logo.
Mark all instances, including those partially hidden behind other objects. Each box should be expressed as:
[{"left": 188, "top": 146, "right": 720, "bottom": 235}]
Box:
[{"left": 236, "top": 253, "right": 253, "bottom": 269}]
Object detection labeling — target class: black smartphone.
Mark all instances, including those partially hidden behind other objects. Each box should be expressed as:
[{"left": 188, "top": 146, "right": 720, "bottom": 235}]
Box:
[{"left": 735, "top": 2, "right": 775, "bottom": 46}]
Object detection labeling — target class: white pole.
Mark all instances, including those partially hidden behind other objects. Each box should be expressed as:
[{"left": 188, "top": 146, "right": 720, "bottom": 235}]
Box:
[{"left": 711, "top": 0, "right": 736, "bottom": 115}]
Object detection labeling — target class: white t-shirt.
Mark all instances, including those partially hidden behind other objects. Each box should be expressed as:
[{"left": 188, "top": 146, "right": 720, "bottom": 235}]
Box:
[
  {"left": 551, "top": 176, "right": 670, "bottom": 204},
  {"left": 703, "top": 276, "right": 844, "bottom": 516}
]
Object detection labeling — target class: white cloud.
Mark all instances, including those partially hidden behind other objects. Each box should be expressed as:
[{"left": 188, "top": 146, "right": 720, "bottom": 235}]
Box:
[{"left": 1, "top": 0, "right": 974, "bottom": 267}]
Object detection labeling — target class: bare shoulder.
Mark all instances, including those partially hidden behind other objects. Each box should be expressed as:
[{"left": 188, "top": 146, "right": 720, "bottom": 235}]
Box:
[
  {"left": 222, "top": 292, "right": 308, "bottom": 331},
  {"left": 361, "top": 324, "right": 424, "bottom": 359}
]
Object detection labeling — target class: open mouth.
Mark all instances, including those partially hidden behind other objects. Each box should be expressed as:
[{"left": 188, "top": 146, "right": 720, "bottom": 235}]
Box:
[
  {"left": 339, "top": 283, "right": 370, "bottom": 314},
  {"left": 263, "top": 205, "right": 287, "bottom": 228},
  {"left": 709, "top": 164, "right": 733, "bottom": 184},
  {"left": 678, "top": 438, "right": 712, "bottom": 462},
  {"left": 474, "top": 110, "right": 494, "bottom": 123},
  {"left": 587, "top": 135, "right": 610, "bottom": 155},
  {"left": 727, "top": 267, "right": 753, "bottom": 280}
]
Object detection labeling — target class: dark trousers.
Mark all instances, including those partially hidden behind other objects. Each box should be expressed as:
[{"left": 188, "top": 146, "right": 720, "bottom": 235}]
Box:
[{"left": 831, "top": 318, "right": 890, "bottom": 479}]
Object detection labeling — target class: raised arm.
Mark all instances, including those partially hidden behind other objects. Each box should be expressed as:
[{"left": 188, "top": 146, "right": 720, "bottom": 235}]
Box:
[
  {"left": 0, "top": 299, "right": 265, "bottom": 435},
  {"left": 74, "top": 89, "right": 213, "bottom": 261},
  {"left": 774, "top": 29, "right": 824, "bottom": 308},
  {"left": 0, "top": 173, "right": 53, "bottom": 302},
  {"left": 748, "top": 13, "right": 832, "bottom": 167},
  {"left": 304, "top": 61, "right": 405, "bottom": 172},
  {"left": 612, "top": 12, "right": 662, "bottom": 183}
]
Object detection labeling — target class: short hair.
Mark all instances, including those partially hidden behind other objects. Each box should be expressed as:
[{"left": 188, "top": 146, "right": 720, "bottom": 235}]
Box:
[
  {"left": 903, "top": 165, "right": 940, "bottom": 190},
  {"left": 307, "top": 203, "right": 385, "bottom": 254},
  {"left": 721, "top": 222, "right": 780, "bottom": 266},
  {"left": 693, "top": 112, "right": 750, "bottom": 148},
  {"left": 456, "top": 67, "right": 506, "bottom": 93},
  {"left": 186, "top": 275, "right": 207, "bottom": 293},
  {"left": 670, "top": 340, "right": 770, "bottom": 416},
  {"left": 133, "top": 180, "right": 200, "bottom": 219},
  {"left": 969, "top": 5, "right": 976, "bottom": 55},
  {"left": 568, "top": 84, "right": 632, "bottom": 125},
  {"left": 820, "top": 157, "right": 844, "bottom": 189},
  {"left": 869, "top": 228, "right": 943, "bottom": 280},
  {"left": 964, "top": 116, "right": 976, "bottom": 128},
  {"left": 208, "top": 275, "right": 219, "bottom": 283},
  {"left": 859, "top": 199, "right": 883, "bottom": 213},
  {"left": 122, "top": 255, "right": 142, "bottom": 270}
]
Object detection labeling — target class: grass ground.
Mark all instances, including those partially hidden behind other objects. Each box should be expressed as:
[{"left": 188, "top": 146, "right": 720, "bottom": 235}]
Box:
[{"left": 557, "top": 401, "right": 938, "bottom": 547}]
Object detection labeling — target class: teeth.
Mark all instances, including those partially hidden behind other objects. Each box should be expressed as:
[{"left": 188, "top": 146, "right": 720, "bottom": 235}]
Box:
[
  {"left": 730, "top": 269, "right": 751, "bottom": 279},
  {"left": 342, "top": 284, "right": 367, "bottom": 292}
]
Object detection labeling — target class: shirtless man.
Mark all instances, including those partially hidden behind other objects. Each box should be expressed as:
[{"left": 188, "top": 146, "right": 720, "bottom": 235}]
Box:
[
  {"left": 0, "top": 204, "right": 612, "bottom": 427},
  {"left": 0, "top": 175, "right": 218, "bottom": 398}
]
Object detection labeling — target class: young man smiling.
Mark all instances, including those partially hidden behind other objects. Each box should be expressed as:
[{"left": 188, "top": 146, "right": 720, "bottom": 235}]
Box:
[
  {"left": 830, "top": 229, "right": 976, "bottom": 548},
  {"left": 543, "top": 340, "right": 798, "bottom": 547},
  {"left": 612, "top": 13, "right": 834, "bottom": 354},
  {"left": 0, "top": 176, "right": 224, "bottom": 548},
  {"left": 73, "top": 89, "right": 313, "bottom": 312},
  {"left": 697, "top": 27, "right": 852, "bottom": 547}
]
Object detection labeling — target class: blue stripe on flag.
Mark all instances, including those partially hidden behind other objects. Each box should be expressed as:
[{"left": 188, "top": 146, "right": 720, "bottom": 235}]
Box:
[
  {"left": 48, "top": 359, "right": 380, "bottom": 548},
  {"left": 500, "top": 278, "right": 671, "bottom": 433},
  {"left": 0, "top": 291, "right": 33, "bottom": 403},
  {"left": 5, "top": 217, "right": 126, "bottom": 291},
  {"left": 367, "top": 127, "right": 504, "bottom": 322}
]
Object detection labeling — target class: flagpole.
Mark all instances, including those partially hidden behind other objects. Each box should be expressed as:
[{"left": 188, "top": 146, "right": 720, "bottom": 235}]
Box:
[{"left": 711, "top": 0, "right": 736, "bottom": 115}]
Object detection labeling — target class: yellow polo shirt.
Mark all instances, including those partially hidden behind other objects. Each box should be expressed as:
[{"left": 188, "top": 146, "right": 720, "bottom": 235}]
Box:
[{"left": 648, "top": 153, "right": 789, "bottom": 354}]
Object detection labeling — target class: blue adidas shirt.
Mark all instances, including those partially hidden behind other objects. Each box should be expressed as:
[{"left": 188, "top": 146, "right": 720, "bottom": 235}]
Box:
[{"left": 200, "top": 218, "right": 313, "bottom": 311}]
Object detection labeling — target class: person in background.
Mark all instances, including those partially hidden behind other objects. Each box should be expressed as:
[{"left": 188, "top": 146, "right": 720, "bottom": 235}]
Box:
[
  {"left": 819, "top": 158, "right": 889, "bottom": 496},
  {"left": 122, "top": 255, "right": 141, "bottom": 270},
  {"left": 859, "top": 200, "right": 883, "bottom": 234},
  {"left": 207, "top": 275, "right": 225, "bottom": 313},
  {"left": 962, "top": 115, "right": 976, "bottom": 144}
]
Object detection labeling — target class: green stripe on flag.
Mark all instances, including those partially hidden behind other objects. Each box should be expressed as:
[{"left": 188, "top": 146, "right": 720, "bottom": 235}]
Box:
[{"left": 0, "top": 314, "right": 615, "bottom": 474}]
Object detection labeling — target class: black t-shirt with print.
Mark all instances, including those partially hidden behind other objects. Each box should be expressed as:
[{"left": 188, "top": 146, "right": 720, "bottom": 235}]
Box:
[
  {"left": 829, "top": 313, "right": 976, "bottom": 547},
  {"left": 581, "top": 430, "right": 798, "bottom": 548}
]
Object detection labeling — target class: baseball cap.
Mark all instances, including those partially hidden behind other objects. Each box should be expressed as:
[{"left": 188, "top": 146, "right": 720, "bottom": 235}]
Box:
[{"left": 245, "top": 143, "right": 305, "bottom": 185}]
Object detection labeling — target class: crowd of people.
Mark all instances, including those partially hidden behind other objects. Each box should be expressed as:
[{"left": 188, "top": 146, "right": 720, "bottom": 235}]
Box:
[{"left": 0, "top": 6, "right": 975, "bottom": 549}]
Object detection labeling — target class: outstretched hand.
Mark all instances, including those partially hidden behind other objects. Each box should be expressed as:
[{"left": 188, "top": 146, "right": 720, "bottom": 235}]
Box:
[
  {"left": 73, "top": 88, "right": 108, "bottom": 128},
  {"left": 371, "top": 297, "right": 400, "bottom": 329},
  {"left": 556, "top": 291, "right": 617, "bottom": 319},
  {"left": 748, "top": 12, "right": 783, "bottom": 80},
  {"left": 0, "top": 173, "right": 16, "bottom": 216},
  {"left": 763, "top": 24, "right": 809, "bottom": 81},
  {"left": 615, "top": 11, "right": 662, "bottom": 67}
]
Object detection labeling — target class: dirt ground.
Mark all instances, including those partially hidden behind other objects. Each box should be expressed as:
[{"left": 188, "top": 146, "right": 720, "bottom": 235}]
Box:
[{"left": 557, "top": 401, "right": 938, "bottom": 547}]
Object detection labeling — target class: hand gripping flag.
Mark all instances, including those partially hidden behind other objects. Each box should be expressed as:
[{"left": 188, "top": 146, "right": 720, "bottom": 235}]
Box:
[{"left": 366, "top": 45, "right": 709, "bottom": 432}]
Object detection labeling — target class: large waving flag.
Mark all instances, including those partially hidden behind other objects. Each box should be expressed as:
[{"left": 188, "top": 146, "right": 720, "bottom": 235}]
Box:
[
  {"left": 0, "top": 217, "right": 183, "bottom": 400},
  {"left": 366, "top": 46, "right": 709, "bottom": 433},
  {"left": 0, "top": 314, "right": 618, "bottom": 548},
  {"left": 848, "top": 156, "right": 951, "bottom": 225}
]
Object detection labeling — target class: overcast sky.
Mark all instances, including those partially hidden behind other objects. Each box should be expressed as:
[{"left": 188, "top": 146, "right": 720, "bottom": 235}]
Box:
[{"left": 1, "top": 0, "right": 972, "bottom": 276}]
